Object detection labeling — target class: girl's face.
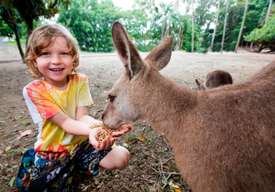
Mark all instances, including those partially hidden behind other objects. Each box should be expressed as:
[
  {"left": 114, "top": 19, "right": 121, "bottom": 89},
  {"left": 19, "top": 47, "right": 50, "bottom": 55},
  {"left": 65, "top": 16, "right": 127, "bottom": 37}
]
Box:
[{"left": 36, "top": 36, "right": 74, "bottom": 88}]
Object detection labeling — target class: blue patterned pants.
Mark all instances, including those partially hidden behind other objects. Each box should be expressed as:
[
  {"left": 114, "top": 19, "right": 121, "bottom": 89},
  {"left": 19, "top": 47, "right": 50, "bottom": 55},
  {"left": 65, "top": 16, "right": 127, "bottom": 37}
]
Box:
[{"left": 15, "top": 140, "right": 110, "bottom": 192}]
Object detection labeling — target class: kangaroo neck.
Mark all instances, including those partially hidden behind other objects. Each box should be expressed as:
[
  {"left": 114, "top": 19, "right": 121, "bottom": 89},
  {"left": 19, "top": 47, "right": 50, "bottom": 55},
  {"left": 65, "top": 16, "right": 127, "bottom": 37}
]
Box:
[{"left": 138, "top": 70, "right": 197, "bottom": 136}]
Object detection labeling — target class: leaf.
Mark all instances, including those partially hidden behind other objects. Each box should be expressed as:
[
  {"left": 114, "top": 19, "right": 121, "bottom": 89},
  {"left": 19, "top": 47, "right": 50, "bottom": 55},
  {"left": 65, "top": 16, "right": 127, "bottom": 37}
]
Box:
[
  {"left": 5, "top": 146, "right": 12, "bottom": 152},
  {"left": 122, "top": 142, "right": 129, "bottom": 148},
  {"left": 169, "top": 180, "right": 182, "bottom": 192},
  {"left": 137, "top": 134, "right": 146, "bottom": 143},
  {"left": 9, "top": 176, "right": 15, "bottom": 187},
  {"left": 16, "top": 129, "right": 33, "bottom": 140}
]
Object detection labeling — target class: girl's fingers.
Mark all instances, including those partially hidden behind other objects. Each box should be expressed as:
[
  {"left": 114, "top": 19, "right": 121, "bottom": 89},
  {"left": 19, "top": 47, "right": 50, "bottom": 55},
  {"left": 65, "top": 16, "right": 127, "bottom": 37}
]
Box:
[
  {"left": 111, "top": 131, "right": 124, "bottom": 137},
  {"left": 111, "top": 124, "right": 132, "bottom": 137},
  {"left": 90, "top": 137, "right": 100, "bottom": 150},
  {"left": 103, "top": 137, "right": 111, "bottom": 149},
  {"left": 120, "top": 124, "right": 133, "bottom": 133},
  {"left": 89, "top": 128, "right": 100, "bottom": 150},
  {"left": 98, "top": 136, "right": 114, "bottom": 150}
]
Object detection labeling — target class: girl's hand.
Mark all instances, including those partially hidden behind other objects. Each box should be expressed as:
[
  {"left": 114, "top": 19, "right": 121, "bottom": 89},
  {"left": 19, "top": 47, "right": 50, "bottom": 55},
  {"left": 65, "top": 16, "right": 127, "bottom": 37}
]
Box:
[
  {"left": 112, "top": 123, "right": 133, "bottom": 138},
  {"left": 89, "top": 128, "right": 115, "bottom": 151}
]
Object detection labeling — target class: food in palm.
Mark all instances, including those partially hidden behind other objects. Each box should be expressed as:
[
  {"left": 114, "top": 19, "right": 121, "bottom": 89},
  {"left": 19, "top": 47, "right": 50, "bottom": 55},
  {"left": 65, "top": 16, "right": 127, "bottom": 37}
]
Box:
[{"left": 96, "top": 125, "right": 113, "bottom": 142}]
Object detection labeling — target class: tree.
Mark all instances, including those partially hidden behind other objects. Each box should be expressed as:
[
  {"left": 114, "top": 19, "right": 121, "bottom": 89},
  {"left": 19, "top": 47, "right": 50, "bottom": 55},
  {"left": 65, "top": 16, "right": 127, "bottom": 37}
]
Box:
[
  {"left": 191, "top": 0, "right": 195, "bottom": 52},
  {"left": 264, "top": 0, "right": 273, "bottom": 24},
  {"left": 0, "top": 1, "right": 24, "bottom": 60},
  {"left": 59, "top": 0, "right": 119, "bottom": 52},
  {"left": 235, "top": 0, "right": 249, "bottom": 52},
  {"left": 245, "top": 15, "right": 275, "bottom": 52},
  {"left": 174, "top": 0, "right": 182, "bottom": 50},
  {"left": 0, "top": 13, "right": 13, "bottom": 37},
  {"left": 12, "top": 0, "right": 70, "bottom": 42},
  {"left": 0, "top": 0, "right": 70, "bottom": 62},
  {"left": 210, "top": 0, "right": 221, "bottom": 51},
  {"left": 220, "top": 0, "right": 229, "bottom": 52}
]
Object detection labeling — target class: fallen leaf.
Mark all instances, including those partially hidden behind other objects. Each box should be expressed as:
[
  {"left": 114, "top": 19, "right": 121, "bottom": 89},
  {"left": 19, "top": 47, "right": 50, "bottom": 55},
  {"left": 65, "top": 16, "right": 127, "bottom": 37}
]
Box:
[
  {"left": 122, "top": 142, "right": 129, "bottom": 148},
  {"left": 16, "top": 129, "right": 32, "bottom": 140},
  {"left": 9, "top": 176, "right": 15, "bottom": 187},
  {"left": 5, "top": 146, "right": 11, "bottom": 152},
  {"left": 137, "top": 134, "right": 146, "bottom": 143},
  {"left": 169, "top": 180, "right": 182, "bottom": 192}
]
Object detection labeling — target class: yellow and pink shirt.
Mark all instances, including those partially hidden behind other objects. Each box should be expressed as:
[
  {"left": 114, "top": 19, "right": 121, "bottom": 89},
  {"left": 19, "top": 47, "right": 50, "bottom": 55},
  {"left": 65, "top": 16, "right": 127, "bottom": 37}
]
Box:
[{"left": 23, "top": 73, "right": 93, "bottom": 158}]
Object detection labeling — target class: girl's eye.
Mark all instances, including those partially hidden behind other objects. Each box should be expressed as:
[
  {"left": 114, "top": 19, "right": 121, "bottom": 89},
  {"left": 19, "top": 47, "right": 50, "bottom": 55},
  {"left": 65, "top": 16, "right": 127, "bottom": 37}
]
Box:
[
  {"left": 40, "top": 52, "right": 50, "bottom": 56},
  {"left": 108, "top": 94, "right": 116, "bottom": 102},
  {"left": 61, "top": 52, "right": 70, "bottom": 55}
]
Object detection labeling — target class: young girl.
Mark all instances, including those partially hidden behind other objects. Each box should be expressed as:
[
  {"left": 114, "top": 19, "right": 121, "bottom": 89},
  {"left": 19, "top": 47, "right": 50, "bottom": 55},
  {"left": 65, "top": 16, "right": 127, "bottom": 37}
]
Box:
[{"left": 16, "top": 23, "right": 132, "bottom": 192}]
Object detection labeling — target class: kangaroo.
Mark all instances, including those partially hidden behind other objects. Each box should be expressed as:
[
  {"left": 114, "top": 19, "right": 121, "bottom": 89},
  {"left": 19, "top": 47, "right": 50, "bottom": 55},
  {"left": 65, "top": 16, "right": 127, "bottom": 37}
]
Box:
[
  {"left": 195, "top": 70, "right": 233, "bottom": 90},
  {"left": 102, "top": 22, "right": 275, "bottom": 192}
]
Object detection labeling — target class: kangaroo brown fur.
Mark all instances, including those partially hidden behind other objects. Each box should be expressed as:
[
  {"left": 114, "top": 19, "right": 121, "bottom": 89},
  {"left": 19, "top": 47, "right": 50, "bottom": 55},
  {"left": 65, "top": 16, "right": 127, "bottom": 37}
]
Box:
[{"left": 102, "top": 22, "right": 275, "bottom": 192}]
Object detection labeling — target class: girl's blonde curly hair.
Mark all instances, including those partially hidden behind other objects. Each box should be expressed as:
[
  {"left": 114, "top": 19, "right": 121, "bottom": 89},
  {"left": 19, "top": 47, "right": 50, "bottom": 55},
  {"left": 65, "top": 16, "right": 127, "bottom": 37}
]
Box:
[{"left": 25, "top": 23, "right": 80, "bottom": 78}]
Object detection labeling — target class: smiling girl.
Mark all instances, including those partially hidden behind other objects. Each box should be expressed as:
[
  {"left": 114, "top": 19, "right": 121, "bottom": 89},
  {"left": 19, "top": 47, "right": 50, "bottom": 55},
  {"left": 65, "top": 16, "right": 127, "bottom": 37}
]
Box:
[{"left": 15, "top": 24, "right": 132, "bottom": 192}]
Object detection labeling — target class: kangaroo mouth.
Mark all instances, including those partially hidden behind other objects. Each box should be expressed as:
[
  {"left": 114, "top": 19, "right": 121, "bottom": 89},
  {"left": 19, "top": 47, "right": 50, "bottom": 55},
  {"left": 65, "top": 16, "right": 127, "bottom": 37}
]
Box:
[{"left": 103, "top": 121, "right": 130, "bottom": 130}]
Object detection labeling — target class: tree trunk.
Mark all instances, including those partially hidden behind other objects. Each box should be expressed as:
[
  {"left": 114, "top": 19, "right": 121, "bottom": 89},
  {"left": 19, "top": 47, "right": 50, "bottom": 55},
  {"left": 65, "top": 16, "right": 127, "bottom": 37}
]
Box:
[
  {"left": 176, "top": 25, "right": 183, "bottom": 50},
  {"left": 0, "top": 5, "right": 24, "bottom": 61},
  {"left": 25, "top": 19, "right": 33, "bottom": 47},
  {"left": 210, "top": 0, "right": 221, "bottom": 52},
  {"left": 264, "top": 0, "right": 273, "bottom": 25},
  {"left": 191, "top": 0, "right": 195, "bottom": 52},
  {"left": 174, "top": 0, "right": 181, "bottom": 50},
  {"left": 235, "top": 0, "right": 249, "bottom": 52},
  {"left": 14, "top": 25, "right": 24, "bottom": 61},
  {"left": 250, "top": 42, "right": 254, "bottom": 51},
  {"left": 221, "top": 0, "right": 229, "bottom": 53}
]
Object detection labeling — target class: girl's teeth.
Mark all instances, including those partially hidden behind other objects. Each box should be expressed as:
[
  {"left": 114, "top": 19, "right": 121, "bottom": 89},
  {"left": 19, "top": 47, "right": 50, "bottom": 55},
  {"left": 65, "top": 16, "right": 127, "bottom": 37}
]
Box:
[{"left": 50, "top": 68, "right": 63, "bottom": 71}]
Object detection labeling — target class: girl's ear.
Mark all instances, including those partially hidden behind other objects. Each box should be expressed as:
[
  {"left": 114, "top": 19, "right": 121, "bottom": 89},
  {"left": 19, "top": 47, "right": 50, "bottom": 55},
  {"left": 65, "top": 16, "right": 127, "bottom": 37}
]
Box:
[
  {"left": 112, "top": 22, "right": 144, "bottom": 79},
  {"left": 144, "top": 37, "right": 173, "bottom": 71}
]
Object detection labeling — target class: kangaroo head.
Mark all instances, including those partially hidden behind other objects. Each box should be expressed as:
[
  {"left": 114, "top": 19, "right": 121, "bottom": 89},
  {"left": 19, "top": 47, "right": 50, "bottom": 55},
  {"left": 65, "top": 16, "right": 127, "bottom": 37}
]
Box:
[
  {"left": 205, "top": 70, "right": 233, "bottom": 88},
  {"left": 102, "top": 22, "right": 172, "bottom": 129}
]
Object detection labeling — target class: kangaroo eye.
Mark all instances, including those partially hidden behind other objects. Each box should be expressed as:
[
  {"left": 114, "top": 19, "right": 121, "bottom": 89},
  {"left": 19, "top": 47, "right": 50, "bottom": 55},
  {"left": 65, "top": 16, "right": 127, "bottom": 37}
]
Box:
[{"left": 108, "top": 94, "right": 116, "bottom": 102}]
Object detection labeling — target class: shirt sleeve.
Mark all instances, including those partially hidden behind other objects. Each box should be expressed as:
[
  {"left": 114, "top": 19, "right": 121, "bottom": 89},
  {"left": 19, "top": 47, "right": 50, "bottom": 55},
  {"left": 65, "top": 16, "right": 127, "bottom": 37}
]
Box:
[
  {"left": 23, "top": 84, "right": 61, "bottom": 124},
  {"left": 77, "top": 76, "right": 94, "bottom": 107}
]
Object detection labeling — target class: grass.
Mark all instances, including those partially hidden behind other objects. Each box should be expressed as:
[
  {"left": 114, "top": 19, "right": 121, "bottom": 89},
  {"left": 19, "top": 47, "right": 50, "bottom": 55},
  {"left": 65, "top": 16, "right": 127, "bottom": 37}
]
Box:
[{"left": 4, "top": 39, "right": 26, "bottom": 46}]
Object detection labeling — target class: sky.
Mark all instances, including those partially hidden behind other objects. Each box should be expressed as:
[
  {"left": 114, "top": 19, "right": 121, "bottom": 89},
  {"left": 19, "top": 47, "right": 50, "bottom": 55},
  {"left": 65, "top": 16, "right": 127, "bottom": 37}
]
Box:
[
  {"left": 112, "top": 0, "right": 134, "bottom": 10},
  {"left": 112, "top": 0, "right": 175, "bottom": 10}
]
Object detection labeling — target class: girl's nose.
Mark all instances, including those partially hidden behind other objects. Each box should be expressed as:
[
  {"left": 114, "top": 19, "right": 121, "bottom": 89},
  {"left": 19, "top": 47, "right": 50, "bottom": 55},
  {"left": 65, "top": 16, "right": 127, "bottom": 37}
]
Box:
[{"left": 50, "top": 54, "right": 61, "bottom": 64}]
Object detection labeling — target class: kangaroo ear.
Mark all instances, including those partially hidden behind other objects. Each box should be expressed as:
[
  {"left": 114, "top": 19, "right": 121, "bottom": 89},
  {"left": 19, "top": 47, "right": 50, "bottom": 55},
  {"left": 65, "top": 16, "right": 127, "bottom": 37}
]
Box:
[
  {"left": 195, "top": 78, "right": 206, "bottom": 90},
  {"left": 145, "top": 37, "right": 173, "bottom": 71},
  {"left": 112, "top": 22, "right": 144, "bottom": 79}
]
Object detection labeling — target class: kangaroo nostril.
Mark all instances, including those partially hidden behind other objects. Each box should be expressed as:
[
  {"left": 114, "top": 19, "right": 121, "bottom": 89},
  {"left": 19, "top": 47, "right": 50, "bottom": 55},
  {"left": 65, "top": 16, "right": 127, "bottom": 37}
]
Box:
[{"left": 101, "top": 112, "right": 105, "bottom": 120}]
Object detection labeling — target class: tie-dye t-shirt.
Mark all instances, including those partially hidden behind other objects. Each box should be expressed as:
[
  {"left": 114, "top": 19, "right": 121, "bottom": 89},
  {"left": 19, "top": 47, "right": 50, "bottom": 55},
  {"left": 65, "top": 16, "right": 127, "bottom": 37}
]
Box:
[{"left": 23, "top": 73, "right": 93, "bottom": 158}]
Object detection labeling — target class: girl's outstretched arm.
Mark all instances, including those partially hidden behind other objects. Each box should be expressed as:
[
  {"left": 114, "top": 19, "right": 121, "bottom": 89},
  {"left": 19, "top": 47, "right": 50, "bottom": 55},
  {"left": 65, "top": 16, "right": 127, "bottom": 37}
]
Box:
[
  {"left": 76, "top": 106, "right": 103, "bottom": 128},
  {"left": 50, "top": 111, "right": 114, "bottom": 150}
]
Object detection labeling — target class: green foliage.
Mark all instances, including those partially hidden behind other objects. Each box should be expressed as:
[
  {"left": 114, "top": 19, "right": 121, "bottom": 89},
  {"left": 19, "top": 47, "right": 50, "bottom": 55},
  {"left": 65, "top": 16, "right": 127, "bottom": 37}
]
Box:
[
  {"left": 0, "top": 0, "right": 70, "bottom": 35},
  {"left": 181, "top": 16, "right": 201, "bottom": 52},
  {"left": 0, "top": 0, "right": 69, "bottom": 60},
  {"left": 121, "top": 1, "right": 200, "bottom": 52},
  {"left": 245, "top": 15, "right": 275, "bottom": 43},
  {"left": 209, "top": 0, "right": 270, "bottom": 51},
  {"left": 1, "top": 0, "right": 272, "bottom": 53},
  {"left": 58, "top": 0, "right": 201, "bottom": 52},
  {"left": 58, "top": 0, "right": 119, "bottom": 52},
  {"left": 0, "top": 17, "right": 13, "bottom": 37},
  {"left": 118, "top": 9, "right": 150, "bottom": 51}
]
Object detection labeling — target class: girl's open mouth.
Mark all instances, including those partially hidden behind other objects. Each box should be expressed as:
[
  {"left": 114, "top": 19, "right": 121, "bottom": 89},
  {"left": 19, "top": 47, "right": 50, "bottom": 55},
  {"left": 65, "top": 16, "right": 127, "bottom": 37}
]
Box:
[{"left": 49, "top": 68, "right": 64, "bottom": 72}]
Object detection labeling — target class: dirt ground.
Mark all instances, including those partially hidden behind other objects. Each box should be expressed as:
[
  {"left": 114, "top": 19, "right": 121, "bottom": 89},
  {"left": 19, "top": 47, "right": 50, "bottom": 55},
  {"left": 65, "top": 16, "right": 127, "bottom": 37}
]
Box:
[{"left": 0, "top": 43, "right": 275, "bottom": 192}]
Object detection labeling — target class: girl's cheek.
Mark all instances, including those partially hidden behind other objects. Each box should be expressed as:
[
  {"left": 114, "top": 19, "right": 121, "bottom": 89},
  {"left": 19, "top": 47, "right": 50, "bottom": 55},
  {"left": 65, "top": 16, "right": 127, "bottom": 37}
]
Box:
[{"left": 36, "top": 57, "right": 47, "bottom": 64}]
